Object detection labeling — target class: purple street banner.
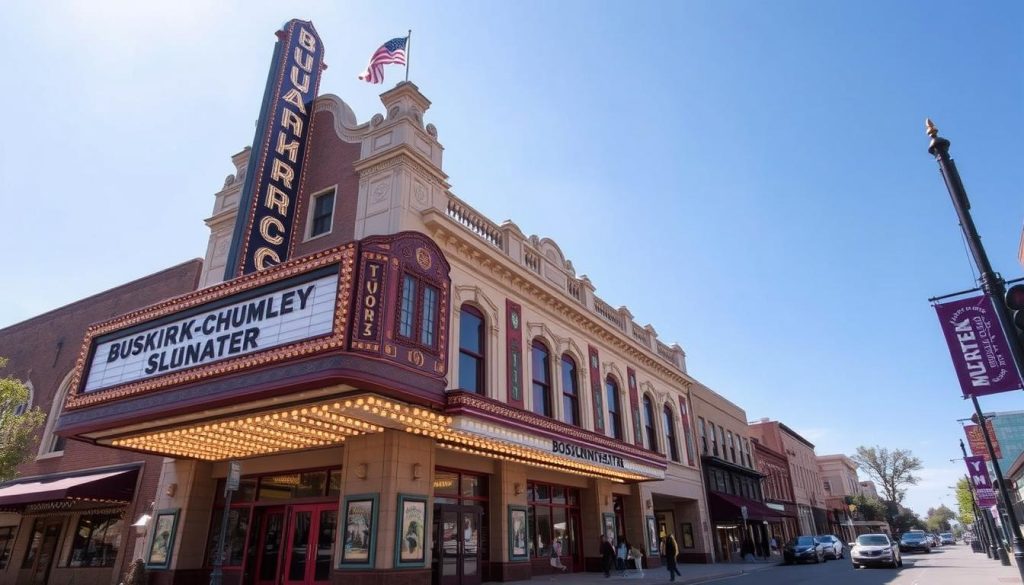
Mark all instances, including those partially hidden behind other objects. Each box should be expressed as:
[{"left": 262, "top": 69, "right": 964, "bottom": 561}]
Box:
[
  {"left": 965, "top": 455, "right": 998, "bottom": 508},
  {"left": 934, "top": 294, "right": 1024, "bottom": 398}
]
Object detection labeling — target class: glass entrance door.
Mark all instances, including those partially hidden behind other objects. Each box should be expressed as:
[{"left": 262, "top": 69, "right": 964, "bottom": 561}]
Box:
[
  {"left": 254, "top": 507, "right": 286, "bottom": 585},
  {"left": 30, "top": 519, "right": 62, "bottom": 585},
  {"left": 434, "top": 504, "right": 482, "bottom": 585},
  {"left": 282, "top": 504, "right": 338, "bottom": 585}
]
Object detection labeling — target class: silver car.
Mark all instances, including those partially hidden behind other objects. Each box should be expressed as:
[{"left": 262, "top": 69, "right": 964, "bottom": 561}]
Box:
[
  {"left": 815, "top": 534, "right": 844, "bottom": 559},
  {"left": 850, "top": 533, "right": 902, "bottom": 569}
]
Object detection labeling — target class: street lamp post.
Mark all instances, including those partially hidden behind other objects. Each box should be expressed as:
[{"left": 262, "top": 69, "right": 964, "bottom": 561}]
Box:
[
  {"left": 928, "top": 120, "right": 1024, "bottom": 578},
  {"left": 960, "top": 441, "right": 1002, "bottom": 560}
]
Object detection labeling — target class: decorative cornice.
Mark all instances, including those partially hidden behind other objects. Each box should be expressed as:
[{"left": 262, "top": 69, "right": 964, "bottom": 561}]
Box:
[
  {"left": 426, "top": 219, "right": 693, "bottom": 388},
  {"left": 354, "top": 144, "right": 449, "bottom": 186},
  {"left": 446, "top": 391, "right": 666, "bottom": 466}
]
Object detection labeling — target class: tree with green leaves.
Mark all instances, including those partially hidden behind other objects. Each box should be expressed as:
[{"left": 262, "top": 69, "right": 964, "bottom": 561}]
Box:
[
  {"left": 925, "top": 505, "right": 956, "bottom": 533},
  {"left": 850, "top": 446, "right": 923, "bottom": 504},
  {"left": 0, "top": 357, "right": 46, "bottom": 482},
  {"left": 954, "top": 477, "right": 975, "bottom": 525},
  {"left": 849, "top": 493, "right": 887, "bottom": 521}
]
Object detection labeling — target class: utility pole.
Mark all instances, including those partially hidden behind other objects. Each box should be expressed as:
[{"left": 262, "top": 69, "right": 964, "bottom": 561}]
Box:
[{"left": 928, "top": 119, "right": 1024, "bottom": 578}]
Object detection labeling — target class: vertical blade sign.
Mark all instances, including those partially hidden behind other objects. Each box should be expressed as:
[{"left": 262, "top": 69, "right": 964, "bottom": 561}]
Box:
[{"left": 225, "top": 19, "right": 326, "bottom": 279}]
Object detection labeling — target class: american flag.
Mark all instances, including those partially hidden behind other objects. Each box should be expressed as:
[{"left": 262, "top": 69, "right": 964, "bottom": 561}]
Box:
[{"left": 358, "top": 37, "right": 408, "bottom": 84}]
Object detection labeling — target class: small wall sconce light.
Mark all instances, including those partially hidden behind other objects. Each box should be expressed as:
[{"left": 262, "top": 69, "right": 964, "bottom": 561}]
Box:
[
  {"left": 356, "top": 463, "right": 368, "bottom": 480},
  {"left": 165, "top": 483, "right": 177, "bottom": 497},
  {"left": 131, "top": 514, "right": 152, "bottom": 528},
  {"left": 604, "top": 495, "right": 611, "bottom": 506},
  {"left": 514, "top": 482, "right": 523, "bottom": 496},
  {"left": 412, "top": 463, "right": 423, "bottom": 480}
]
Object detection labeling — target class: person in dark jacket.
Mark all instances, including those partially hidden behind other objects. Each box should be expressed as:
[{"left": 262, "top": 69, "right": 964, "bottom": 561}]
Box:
[
  {"left": 600, "top": 534, "right": 616, "bottom": 577},
  {"left": 664, "top": 534, "right": 681, "bottom": 581}
]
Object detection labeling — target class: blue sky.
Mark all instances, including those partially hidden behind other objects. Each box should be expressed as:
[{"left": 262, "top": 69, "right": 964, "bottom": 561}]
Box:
[{"left": 1, "top": 0, "right": 1022, "bottom": 517}]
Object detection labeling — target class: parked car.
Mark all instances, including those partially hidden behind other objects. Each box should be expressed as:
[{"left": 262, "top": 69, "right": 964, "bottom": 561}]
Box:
[
  {"left": 899, "top": 532, "right": 932, "bottom": 553},
  {"left": 850, "top": 533, "right": 902, "bottom": 569},
  {"left": 929, "top": 533, "right": 941, "bottom": 547},
  {"left": 815, "top": 534, "right": 844, "bottom": 559},
  {"left": 783, "top": 535, "right": 826, "bottom": 564},
  {"left": 940, "top": 532, "right": 956, "bottom": 545}
]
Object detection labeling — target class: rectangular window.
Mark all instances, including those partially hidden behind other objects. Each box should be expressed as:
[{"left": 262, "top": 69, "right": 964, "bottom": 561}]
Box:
[
  {"left": 727, "top": 431, "right": 735, "bottom": 462},
  {"left": 67, "top": 513, "right": 122, "bottom": 568},
  {"left": 717, "top": 426, "right": 725, "bottom": 459},
  {"left": 399, "top": 276, "right": 416, "bottom": 338},
  {"left": 708, "top": 419, "right": 717, "bottom": 456},
  {"left": 823, "top": 479, "right": 832, "bottom": 493},
  {"left": 420, "top": 285, "right": 438, "bottom": 346},
  {"left": 310, "top": 189, "right": 335, "bottom": 237},
  {"left": 0, "top": 526, "right": 12, "bottom": 569},
  {"left": 698, "top": 417, "right": 708, "bottom": 454},
  {"left": 21, "top": 519, "right": 44, "bottom": 569}
]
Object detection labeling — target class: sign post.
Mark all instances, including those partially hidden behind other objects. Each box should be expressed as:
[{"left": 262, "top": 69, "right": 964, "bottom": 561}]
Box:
[{"left": 210, "top": 460, "right": 242, "bottom": 585}]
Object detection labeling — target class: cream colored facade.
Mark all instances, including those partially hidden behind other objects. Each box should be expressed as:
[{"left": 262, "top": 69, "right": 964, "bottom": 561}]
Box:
[
  {"left": 138, "top": 81, "right": 717, "bottom": 582},
  {"left": 817, "top": 454, "right": 859, "bottom": 540}
]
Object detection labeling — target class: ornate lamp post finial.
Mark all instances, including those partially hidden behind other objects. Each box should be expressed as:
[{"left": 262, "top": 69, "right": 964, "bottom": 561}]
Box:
[{"left": 925, "top": 118, "right": 939, "bottom": 138}]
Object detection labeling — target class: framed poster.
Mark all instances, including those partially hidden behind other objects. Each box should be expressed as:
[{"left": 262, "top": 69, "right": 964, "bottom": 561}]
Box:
[
  {"left": 145, "top": 509, "right": 179, "bottom": 569},
  {"left": 340, "top": 494, "right": 379, "bottom": 568},
  {"left": 509, "top": 506, "right": 529, "bottom": 561},
  {"left": 602, "top": 512, "right": 617, "bottom": 543},
  {"left": 395, "top": 494, "right": 428, "bottom": 567},
  {"left": 646, "top": 515, "right": 660, "bottom": 556},
  {"left": 681, "top": 523, "right": 695, "bottom": 549}
]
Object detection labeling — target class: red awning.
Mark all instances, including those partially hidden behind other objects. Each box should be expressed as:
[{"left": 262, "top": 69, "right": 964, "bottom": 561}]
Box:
[
  {"left": 708, "top": 492, "right": 782, "bottom": 522},
  {"left": 0, "top": 469, "right": 137, "bottom": 506}
]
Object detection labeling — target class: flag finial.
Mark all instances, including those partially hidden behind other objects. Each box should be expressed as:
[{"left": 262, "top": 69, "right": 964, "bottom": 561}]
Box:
[{"left": 925, "top": 118, "right": 938, "bottom": 138}]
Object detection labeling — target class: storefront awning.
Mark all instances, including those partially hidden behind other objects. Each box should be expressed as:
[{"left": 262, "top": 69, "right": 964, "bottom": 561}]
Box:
[
  {"left": 708, "top": 492, "right": 781, "bottom": 522},
  {"left": 0, "top": 469, "right": 137, "bottom": 507}
]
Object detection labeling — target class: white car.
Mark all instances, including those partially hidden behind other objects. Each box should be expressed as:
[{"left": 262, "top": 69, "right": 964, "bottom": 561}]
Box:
[
  {"left": 850, "top": 533, "right": 902, "bottom": 569},
  {"left": 815, "top": 534, "right": 844, "bottom": 559}
]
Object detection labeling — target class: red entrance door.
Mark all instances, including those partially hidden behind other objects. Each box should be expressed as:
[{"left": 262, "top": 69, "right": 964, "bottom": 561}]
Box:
[
  {"left": 254, "top": 507, "right": 286, "bottom": 585},
  {"left": 281, "top": 504, "right": 338, "bottom": 585}
]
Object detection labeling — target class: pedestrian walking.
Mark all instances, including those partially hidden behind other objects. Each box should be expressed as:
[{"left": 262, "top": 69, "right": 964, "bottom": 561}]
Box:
[
  {"left": 616, "top": 536, "right": 629, "bottom": 574},
  {"left": 664, "top": 533, "right": 681, "bottom": 581},
  {"left": 601, "top": 534, "right": 616, "bottom": 578}
]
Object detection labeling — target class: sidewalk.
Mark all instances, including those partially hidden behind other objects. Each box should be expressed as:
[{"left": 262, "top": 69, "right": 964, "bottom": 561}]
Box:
[{"left": 507, "top": 560, "right": 777, "bottom": 585}]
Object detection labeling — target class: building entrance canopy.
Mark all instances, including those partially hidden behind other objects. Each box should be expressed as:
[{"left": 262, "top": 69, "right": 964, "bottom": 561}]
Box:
[{"left": 708, "top": 492, "right": 781, "bottom": 523}]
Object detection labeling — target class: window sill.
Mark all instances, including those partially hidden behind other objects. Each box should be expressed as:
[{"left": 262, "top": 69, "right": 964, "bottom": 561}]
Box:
[
  {"left": 304, "top": 230, "right": 333, "bottom": 243},
  {"left": 36, "top": 450, "right": 64, "bottom": 461}
]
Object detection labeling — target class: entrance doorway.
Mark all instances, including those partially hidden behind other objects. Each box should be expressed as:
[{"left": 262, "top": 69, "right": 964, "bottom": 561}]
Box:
[
  {"left": 26, "top": 519, "right": 62, "bottom": 585},
  {"left": 251, "top": 503, "right": 337, "bottom": 585},
  {"left": 433, "top": 504, "right": 482, "bottom": 585}
]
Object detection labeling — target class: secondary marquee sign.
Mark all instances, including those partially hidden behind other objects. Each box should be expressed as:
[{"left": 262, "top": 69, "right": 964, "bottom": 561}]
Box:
[{"left": 934, "top": 294, "right": 1024, "bottom": 397}]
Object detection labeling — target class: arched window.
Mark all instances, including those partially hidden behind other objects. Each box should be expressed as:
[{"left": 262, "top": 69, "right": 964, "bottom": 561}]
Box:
[
  {"left": 458, "top": 305, "right": 485, "bottom": 393},
  {"left": 642, "top": 395, "right": 658, "bottom": 452},
  {"left": 531, "top": 340, "right": 552, "bottom": 417},
  {"left": 560, "top": 355, "right": 580, "bottom": 426},
  {"left": 663, "top": 404, "right": 680, "bottom": 462},
  {"left": 606, "top": 377, "right": 623, "bottom": 440}
]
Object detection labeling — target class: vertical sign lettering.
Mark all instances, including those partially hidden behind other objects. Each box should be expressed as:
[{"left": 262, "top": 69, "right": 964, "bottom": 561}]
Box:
[
  {"left": 358, "top": 261, "right": 385, "bottom": 341},
  {"left": 934, "top": 295, "right": 1024, "bottom": 397},
  {"left": 225, "top": 19, "right": 326, "bottom": 279},
  {"left": 627, "top": 367, "right": 642, "bottom": 446},
  {"left": 506, "top": 300, "right": 524, "bottom": 407},
  {"left": 964, "top": 455, "right": 998, "bottom": 508},
  {"left": 589, "top": 345, "right": 604, "bottom": 432}
]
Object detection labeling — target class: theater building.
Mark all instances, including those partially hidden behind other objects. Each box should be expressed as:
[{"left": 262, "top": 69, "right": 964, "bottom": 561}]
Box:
[
  {"left": 0, "top": 261, "right": 203, "bottom": 585},
  {"left": 49, "top": 21, "right": 714, "bottom": 585},
  {"left": 689, "top": 384, "right": 772, "bottom": 561}
]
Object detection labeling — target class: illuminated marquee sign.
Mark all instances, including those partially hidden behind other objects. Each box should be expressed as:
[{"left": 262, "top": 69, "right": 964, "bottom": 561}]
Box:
[
  {"left": 225, "top": 19, "right": 326, "bottom": 278},
  {"left": 82, "top": 272, "right": 338, "bottom": 393},
  {"left": 552, "top": 440, "right": 625, "bottom": 469},
  {"left": 356, "top": 261, "right": 385, "bottom": 341}
]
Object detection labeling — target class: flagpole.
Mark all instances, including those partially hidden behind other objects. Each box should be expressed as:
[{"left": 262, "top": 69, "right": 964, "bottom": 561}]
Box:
[{"left": 405, "top": 29, "right": 412, "bottom": 82}]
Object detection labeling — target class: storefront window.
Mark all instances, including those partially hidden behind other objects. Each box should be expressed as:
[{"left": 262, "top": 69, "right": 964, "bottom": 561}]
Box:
[
  {"left": 433, "top": 470, "right": 459, "bottom": 503},
  {"left": 258, "top": 471, "right": 329, "bottom": 500},
  {"left": 0, "top": 526, "right": 13, "bottom": 569},
  {"left": 527, "top": 481, "right": 580, "bottom": 560},
  {"left": 434, "top": 469, "right": 489, "bottom": 561},
  {"left": 67, "top": 513, "right": 122, "bottom": 568},
  {"left": 207, "top": 508, "right": 250, "bottom": 567},
  {"left": 21, "top": 519, "right": 44, "bottom": 569}
]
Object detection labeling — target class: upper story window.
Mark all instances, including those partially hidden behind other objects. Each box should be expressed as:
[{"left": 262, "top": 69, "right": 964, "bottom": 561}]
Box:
[
  {"left": 717, "top": 425, "right": 725, "bottom": 458},
  {"left": 743, "top": 438, "right": 752, "bottom": 468},
  {"left": 560, "top": 355, "right": 580, "bottom": 427},
  {"left": 727, "top": 431, "right": 736, "bottom": 463},
  {"left": 823, "top": 479, "right": 832, "bottom": 493},
  {"left": 698, "top": 417, "right": 708, "bottom": 455},
  {"left": 606, "top": 377, "right": 623, "bottom": 440},
  {"left": 642, "top": 395, "right": 657, "bottom": 452},
  {"left": 663, "top": 404, "right": 679, "bottom": 462},
  {"left": 530, "top": 340, "right": 552, "bottom": 418},
  {"left": 709, "top": 419, "right": 718, "bottom": 457},
  {"left": 398, "top": 274, "right": 439, "bottom": 347},
  {"left": 308, "top": 188, "right": 336, "bottom": 238},
  {"left": 458, "top": 305, "right": 485, "bottom": 393}
]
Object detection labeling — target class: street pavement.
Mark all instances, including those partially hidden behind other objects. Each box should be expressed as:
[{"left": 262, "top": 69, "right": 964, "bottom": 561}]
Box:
[{"left": 513, "top": 544, "right": 1021, "bottom": 584}]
